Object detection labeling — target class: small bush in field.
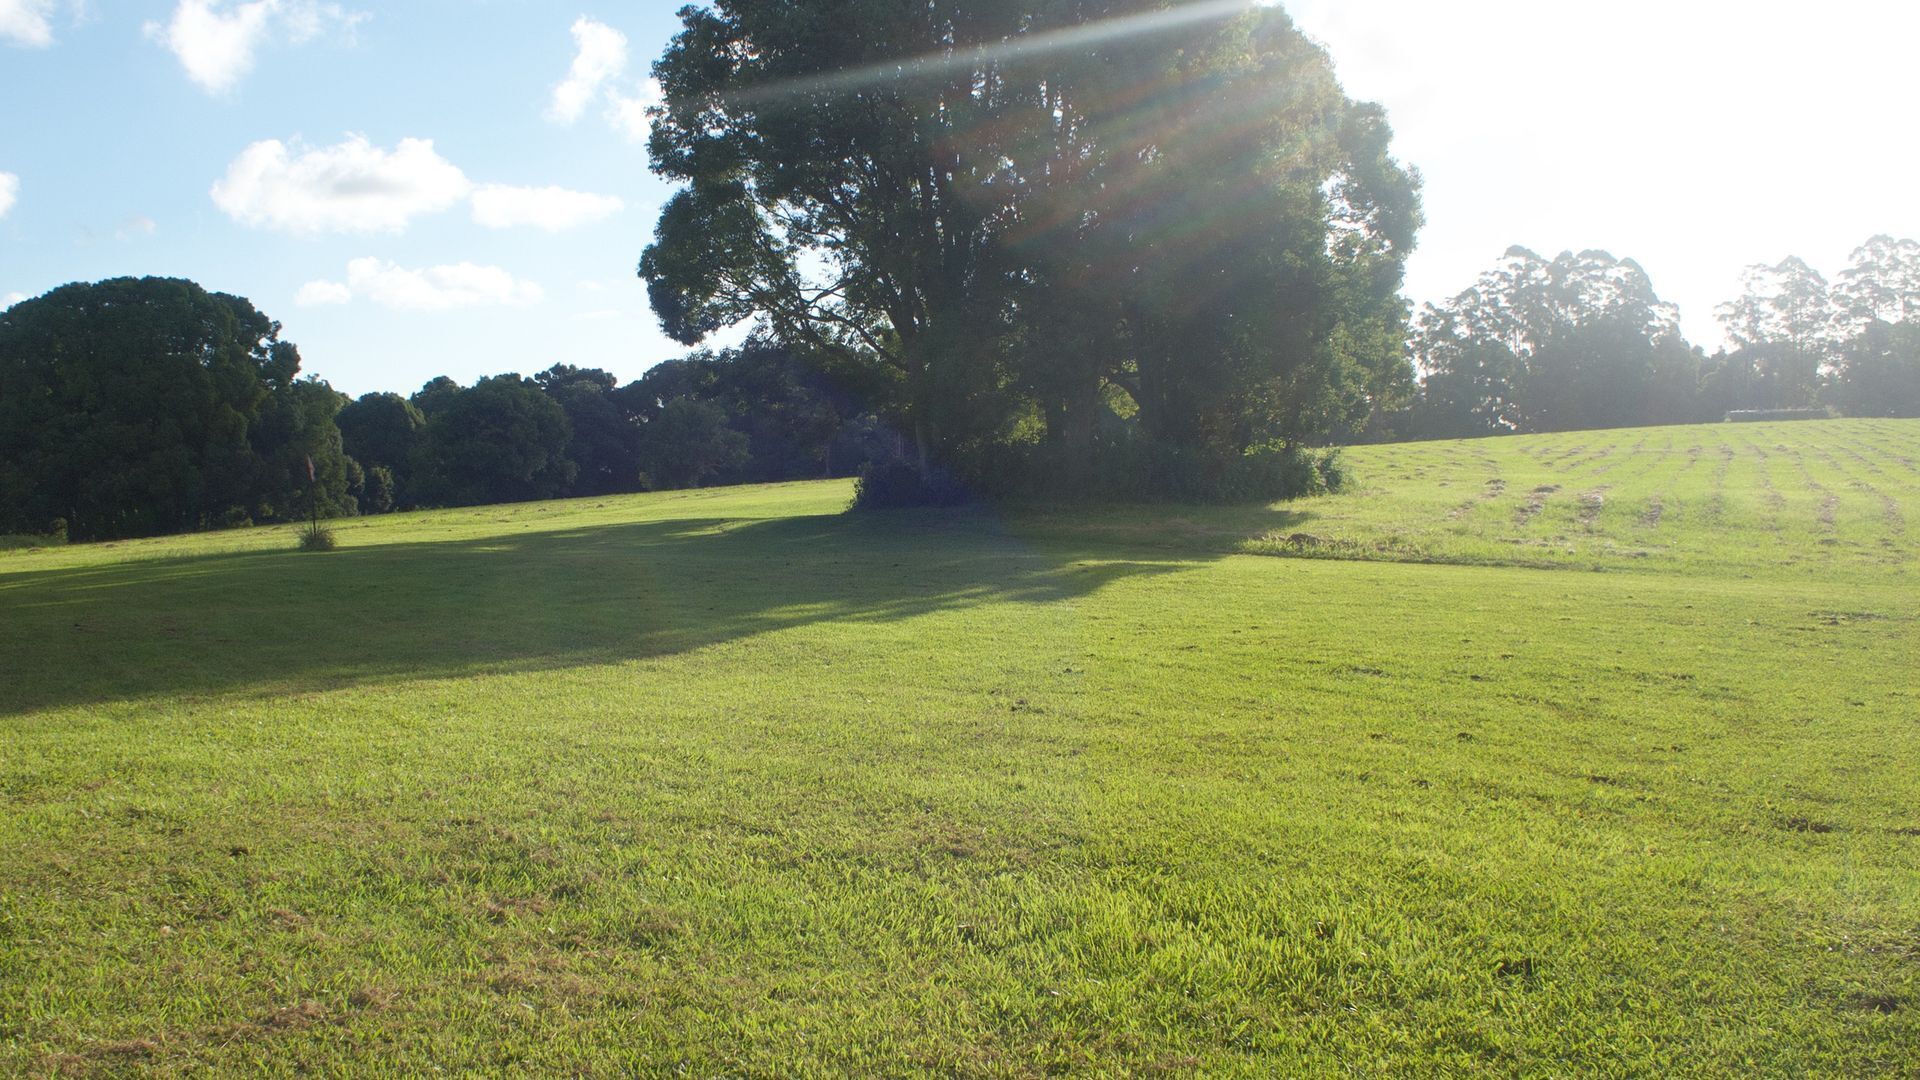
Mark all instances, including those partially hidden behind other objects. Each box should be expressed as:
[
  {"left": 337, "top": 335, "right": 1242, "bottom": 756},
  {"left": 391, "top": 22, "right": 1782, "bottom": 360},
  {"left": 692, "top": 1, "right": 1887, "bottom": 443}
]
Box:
[
  {"left": 850, "top": 462, "right": 971, "bottom": 510},
  {"left": 298, "top": 525, "right": 338, "bottom": 552}
]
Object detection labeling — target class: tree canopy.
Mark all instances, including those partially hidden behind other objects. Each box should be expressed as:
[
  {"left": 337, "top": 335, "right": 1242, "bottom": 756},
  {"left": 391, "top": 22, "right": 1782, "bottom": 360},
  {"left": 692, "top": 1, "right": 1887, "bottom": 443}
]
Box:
[
  {"left": 0, "top": 277, "right": 350, "bottom": 540},
  {"left": 1397, "top": 236, "right": 1920, "bottom": 436},
  {"left": 1403, "top": 248, "right": 1693, "bottom": 436},
  {"left": 0, "top": 272, "right": 914, "bottom": 543},
  {"left": 641, "top": 0, "right": 1421, "bottom": 497}
]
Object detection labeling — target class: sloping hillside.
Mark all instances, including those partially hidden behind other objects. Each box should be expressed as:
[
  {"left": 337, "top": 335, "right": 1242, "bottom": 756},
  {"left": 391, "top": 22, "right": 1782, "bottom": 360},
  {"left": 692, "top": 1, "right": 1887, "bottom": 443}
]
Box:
[{"left": 2, "top": 420, "right": 1915, "bottom": 1075}]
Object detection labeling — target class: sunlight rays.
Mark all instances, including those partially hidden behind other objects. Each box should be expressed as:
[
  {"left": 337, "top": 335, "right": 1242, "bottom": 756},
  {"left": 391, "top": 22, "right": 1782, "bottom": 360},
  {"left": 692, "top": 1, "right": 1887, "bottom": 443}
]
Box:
[{"left": 725, "top": 0, "right": 1266, "bottom": 108}]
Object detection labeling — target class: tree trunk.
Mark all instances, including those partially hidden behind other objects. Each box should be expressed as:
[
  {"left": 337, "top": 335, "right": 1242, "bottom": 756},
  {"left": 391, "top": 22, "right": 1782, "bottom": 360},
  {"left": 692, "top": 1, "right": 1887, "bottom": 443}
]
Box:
[{"left": 1060, "top": 380, "right": 1098, "bottom": 489}]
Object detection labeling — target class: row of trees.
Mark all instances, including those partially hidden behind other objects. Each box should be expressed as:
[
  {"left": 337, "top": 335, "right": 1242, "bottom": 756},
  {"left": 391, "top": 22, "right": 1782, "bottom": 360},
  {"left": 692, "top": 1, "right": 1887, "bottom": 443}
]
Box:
[
  {"left": 6, "top": 237, "right": 1914, "bottom": 543},
  {"left": 640, "top": 0, "right": 1420, "bottom": 499},
  {"left": 0, "top": 277, "right": 893, "bottom": 541},
  {"left": 336, "top": 343, "right": 892, "bottom": 515},
  {"left": 1395, "top": 236, "right": 1920, "bottom": 439}
]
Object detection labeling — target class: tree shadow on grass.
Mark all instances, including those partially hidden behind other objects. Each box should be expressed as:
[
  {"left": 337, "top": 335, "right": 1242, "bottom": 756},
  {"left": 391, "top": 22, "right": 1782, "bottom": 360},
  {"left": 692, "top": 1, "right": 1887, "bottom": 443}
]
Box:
[{"left": 0, "top": 502, "right": 1316, "bottom": 718}]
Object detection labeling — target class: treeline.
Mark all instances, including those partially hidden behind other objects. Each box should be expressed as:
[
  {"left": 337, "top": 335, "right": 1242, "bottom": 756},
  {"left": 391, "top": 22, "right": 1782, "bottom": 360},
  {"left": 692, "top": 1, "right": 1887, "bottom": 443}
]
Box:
[
  {"left": 342, "top": 345, "right": 892, "bottom": 514},
  {"left": 0, "top": 277, "right": 892, "bottom": 542},
  {"left": 1383, "top": 237, "right": 1920, "bottom": 440}
]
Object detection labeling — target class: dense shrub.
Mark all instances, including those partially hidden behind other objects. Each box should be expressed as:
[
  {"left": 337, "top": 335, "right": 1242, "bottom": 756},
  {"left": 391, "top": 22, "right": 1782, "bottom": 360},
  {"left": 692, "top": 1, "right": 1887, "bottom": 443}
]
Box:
[
  {"left": 1118, "top": 443, "right": 1345, "bottom": 503},
  {"left": 963, "top": 439, "right": 1347, "bottom": 506},
  {"left": 361, "top": 466, "right": 397, "bottom": 514},
  {"left": 0, "top": 519, "right": 67, "bottom": 551},
  {"left": 849, "top": 461, "right": 972, "bottom": 510}
]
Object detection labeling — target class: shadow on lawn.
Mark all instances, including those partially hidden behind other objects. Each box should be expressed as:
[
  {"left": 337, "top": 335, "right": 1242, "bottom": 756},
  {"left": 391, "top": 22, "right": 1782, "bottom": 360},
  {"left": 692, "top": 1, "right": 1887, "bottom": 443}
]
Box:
[{"left": 0, "top": 503, "right": 1314, "bottom": 717}]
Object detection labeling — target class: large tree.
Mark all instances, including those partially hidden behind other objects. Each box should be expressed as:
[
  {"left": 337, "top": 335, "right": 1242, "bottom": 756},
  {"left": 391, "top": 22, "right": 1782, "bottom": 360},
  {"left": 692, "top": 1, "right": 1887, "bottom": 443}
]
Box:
[
  {"left": 622, "top": 341, "right": 883, "bottom": 483},
  {"left": 0, "top": 277, "right": 346, "bottom": 540},
  {"left": 637, "top": 397, "right": 751, "bottom": 490},
  {"left": 1830, "top": 320, "right": 1920, "bottom": 418},
  {"left": 1409, "top": 248, "right": 1696, "bottom": 434},
  {"left": 1404, "top": 304, "right": 1521, "bottom": 437},
  {"left": 1833, "top": 235, "right": 1920, "bottom": 334},
  {"left": 413, "top": 375, "right": 576, "bottom": 507},
  {"left": 640, "top": 0, "right": 1419, "bottom": 493},
  {"left": 337, "top": 391, "right": 428, "bottom": 504},
  {"left": 338, "top": 392, "right": 426, "bottom": 475},
  {"left": 1714, "top": 256, "right": 1832, "bottom": 408},
  {"left": 251, "top": 376, "right": 358, "bottom": 521},
  {"left": 535, "top": 364, "right": 646, "bottom": 496},
  {"left": 1717, "top": 256, "right": 1834, "bottom": 357}
]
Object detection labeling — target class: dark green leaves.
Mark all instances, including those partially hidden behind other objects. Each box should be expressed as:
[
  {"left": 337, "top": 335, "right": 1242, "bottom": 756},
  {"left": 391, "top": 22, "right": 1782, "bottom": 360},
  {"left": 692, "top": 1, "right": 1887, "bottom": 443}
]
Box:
[{"left": 639, "top": 0, "right": 1423, "bottom": 490}]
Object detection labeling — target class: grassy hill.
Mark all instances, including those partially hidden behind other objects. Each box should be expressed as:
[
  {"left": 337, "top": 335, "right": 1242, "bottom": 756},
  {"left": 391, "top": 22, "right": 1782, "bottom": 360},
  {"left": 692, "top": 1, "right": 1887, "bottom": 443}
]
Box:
[{"left": 2, "top": 419, "right": 1915, "bottom": 1075}]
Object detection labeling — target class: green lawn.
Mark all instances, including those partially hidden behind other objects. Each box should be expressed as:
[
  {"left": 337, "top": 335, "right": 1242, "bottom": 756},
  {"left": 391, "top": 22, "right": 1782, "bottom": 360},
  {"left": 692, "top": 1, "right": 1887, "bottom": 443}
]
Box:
[{"left": 2, "top": 419, "right": 1916, "bottom": 1076}]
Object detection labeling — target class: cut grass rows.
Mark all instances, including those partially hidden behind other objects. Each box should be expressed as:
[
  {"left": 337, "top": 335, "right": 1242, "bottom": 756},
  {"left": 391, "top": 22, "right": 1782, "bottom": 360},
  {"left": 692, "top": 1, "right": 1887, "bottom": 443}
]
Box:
[{"left": 1237, "top": 419, "right": 1919, "bottom": 577}]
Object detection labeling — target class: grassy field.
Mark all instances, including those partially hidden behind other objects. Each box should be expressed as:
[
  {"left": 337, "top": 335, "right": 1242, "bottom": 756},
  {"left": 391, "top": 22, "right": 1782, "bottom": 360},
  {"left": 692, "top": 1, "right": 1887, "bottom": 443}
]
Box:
[{"left": 2, "top": 418, "right": 1916, "bottom": 1076}]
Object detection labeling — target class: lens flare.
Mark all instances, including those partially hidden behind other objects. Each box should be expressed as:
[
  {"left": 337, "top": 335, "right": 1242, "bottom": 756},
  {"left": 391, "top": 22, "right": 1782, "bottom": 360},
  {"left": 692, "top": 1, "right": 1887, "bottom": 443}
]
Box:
[{"left": 725, "top": 0, "right": 1266, "bottom": 108}]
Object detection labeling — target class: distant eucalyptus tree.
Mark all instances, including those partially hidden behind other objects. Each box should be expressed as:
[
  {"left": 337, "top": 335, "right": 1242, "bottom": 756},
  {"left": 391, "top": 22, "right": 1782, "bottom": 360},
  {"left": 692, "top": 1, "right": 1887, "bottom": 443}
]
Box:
[
  {"left": 1714, "top": 257, "right": 1833, "bottom": 408},
  {"left": 1833, "top": 235, "right": 1920, "bottom": 334},
  {"left": 1409, "top": 248, "right": 1695, "bottom": 434}
]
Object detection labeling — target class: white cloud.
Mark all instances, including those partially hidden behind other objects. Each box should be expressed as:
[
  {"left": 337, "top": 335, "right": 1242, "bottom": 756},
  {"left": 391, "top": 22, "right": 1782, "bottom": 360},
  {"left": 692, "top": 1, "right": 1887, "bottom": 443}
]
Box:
[
  {"left": 211, "top": 135, "right": 471, "bottom": 234},
  {"left": 115, "top": 215, "right": 157, "bottom": 241},
  {"left": 608, "top": 77, "right": 663, "bottom": 143},
  {"left": 549, "top": 16, "right": 627, "bottom": 124},
  {"left": 145, "top": 0, "right": 366, "bottom": 94},
  {"left": 0, "top": 0, "right": 54, "bottom": 47},
  {"left": 547, "top": 17, "right": 660, "bottom": 141},
  {"left": 2, "top": 291, "right": 27, "bottom": 309},
  {"left": 471, "top": 183, "right": 623, "bottom": 231},
  {"left": 147, "top": 0, "right": 273, "bottom": 93},
  {"left": 294, "top": 279, "right": 351, "bottom": 306},
  {"left": 279, "top": 0, "right": 364, "bottom": 44},
  {"left": 300, "top": 257, "right": 543, "bottom": 312},
  {"left": 0, "top": 172, "right": 17, "bottom": 218}
]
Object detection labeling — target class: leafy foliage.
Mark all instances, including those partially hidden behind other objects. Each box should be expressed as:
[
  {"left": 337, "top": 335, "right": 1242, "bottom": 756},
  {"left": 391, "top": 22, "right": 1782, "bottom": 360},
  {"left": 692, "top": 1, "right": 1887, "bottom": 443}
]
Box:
[
  {"left": 1401, "top": 240, "right": 1920, "bottom": 435},
  {"left": 1830, "top": 321, "right": 1920, "bottom": 418},
  {"left": 849, "top": 461, "right": 971, "bottom": 511},
  {"left": 636, "top": 397, "right": 751, "bottom": 490},
  {"left": 360, "top": 465, "right": 398, "bottom": 515},
  {"left": 1834, "top": 235, "right": 1920, "bottom": 333},
  {"left": 413, "top": 375, "right": 578, "bottom": 507},
  {"left": 337, "top": 392, "right": 427, "bottom": 502},
  {"left": 640, "top": 0, "right": 1421, "bottom": 495},
  {"left": 0, "top": 277, "right": 348, "bottom": 540}
]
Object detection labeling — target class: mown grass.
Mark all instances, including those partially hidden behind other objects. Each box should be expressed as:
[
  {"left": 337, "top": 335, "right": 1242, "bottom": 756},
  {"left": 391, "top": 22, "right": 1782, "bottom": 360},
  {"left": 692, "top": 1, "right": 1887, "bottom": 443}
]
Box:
[
  {"left": 1239, "top": 419, "right": 1920, "bottom": 578},
  {"left": 1, "top": 420, "right": 1916, "bottom": 1075}
]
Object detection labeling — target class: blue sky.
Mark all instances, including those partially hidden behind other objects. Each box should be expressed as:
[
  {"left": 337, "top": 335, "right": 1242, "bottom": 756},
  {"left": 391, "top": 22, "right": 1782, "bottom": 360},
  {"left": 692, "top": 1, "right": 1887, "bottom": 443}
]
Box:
[
  {"left": 1, "top": 1, "right": 691, "bottom": 397},
  {"left": 4, "top": 1, "right": 1919, "bottom": 397}
]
